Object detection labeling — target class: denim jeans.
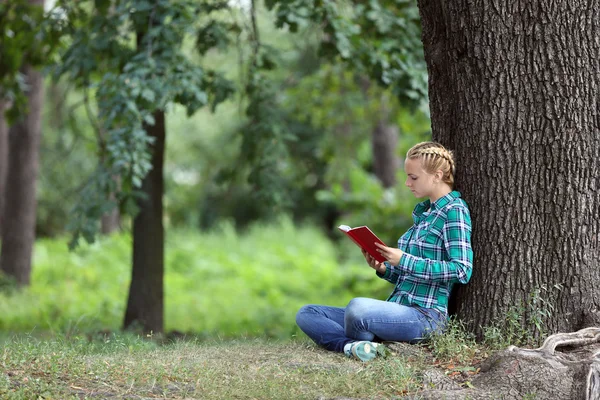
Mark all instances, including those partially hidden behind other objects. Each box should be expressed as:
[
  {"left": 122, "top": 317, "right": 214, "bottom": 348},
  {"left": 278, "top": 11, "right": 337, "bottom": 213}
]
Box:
[{"left": 296, "top": 297, "right": 446, "bottom": 353}]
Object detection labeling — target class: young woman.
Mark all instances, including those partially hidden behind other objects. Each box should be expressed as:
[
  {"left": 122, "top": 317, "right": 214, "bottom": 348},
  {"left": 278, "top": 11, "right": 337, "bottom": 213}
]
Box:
[{"left": 296, "top": 141, "right": 473, "bottom": 361}]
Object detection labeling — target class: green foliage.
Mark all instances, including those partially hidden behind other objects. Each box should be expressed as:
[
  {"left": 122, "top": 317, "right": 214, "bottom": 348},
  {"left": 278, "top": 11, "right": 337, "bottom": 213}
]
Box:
[
  {"left": 427, "top": 318, "right": 480, "bottom": 365},
  {"left": 37, "top": 83, "right": 98, "bottom": 237},
  {"left": 482, "top": 285, "right": 561, "bottom": 349},
  {"left": 235, "top": 68, "right": 291, "bottom": 209},
  {"left": 279, "top": 60, "right": 431, "bottom": 242},
  {"left": 0, "top": 271, "right": 18, "bottom": 294},
  {"left": 216, "top": 2, "right": 299, "bottom": 212},
  {"left": 266, "top": 0, "right": 427, "bottom": 106},
  {"left": 427, "top": 288, "right": 561, "bottom": 364},
  {"left": 50, "top": 0, "right": 236, "bottom": 248},
  {"left": 427, "top": 287, "right": 560, "bottom": 362},
  {"left": 30, "top": 0, "right": 432, "bottom": 245},
  {"left": 0, "top": 219, "right": 389, "bottom": 337},
  {"left": 196, "top": 17, "right": 240, "bottom": 55},
  {"left": 288, "top": 68, "right": 428, "bottom": 242},
  {"left": 217, "top": 0, "right": 430, "bottom": 216},
  {"left": 318, "top": 168, "right": 415, "bottom": 246},
  {"left": 163, "top": 103, "right": 249, "bottom": 229},
  {"left": 0, "top": 0, "right": 62, "bottom": 122},
  {"left": 22, "top": 0, "right": 433, "bottom": 244}
]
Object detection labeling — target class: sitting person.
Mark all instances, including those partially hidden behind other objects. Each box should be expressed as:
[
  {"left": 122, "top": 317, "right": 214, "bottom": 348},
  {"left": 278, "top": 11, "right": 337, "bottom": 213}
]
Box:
[{"left": 296, "top": 141, "right": 473, "bottom": 361}]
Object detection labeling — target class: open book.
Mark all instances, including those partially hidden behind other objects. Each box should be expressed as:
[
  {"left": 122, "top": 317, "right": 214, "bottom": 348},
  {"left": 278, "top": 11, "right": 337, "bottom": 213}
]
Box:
[{"left": 338, "top": 225, "right": 387, "bottom": 263}]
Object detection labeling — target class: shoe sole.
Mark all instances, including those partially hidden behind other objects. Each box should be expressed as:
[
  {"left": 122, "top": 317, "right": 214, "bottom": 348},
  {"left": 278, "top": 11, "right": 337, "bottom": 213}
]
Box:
[{"left": 353, "top": 342, "right": 378, "bottom": 362}]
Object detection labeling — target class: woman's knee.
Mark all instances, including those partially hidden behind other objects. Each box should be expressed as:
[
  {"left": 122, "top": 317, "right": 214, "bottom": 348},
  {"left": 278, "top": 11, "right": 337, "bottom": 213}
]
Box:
[
  {"left": 296, "top": 304, "right": 318, "bottom": 326},
  {"left": 345, "top": 297, "right": 371, "bottom": 322}
]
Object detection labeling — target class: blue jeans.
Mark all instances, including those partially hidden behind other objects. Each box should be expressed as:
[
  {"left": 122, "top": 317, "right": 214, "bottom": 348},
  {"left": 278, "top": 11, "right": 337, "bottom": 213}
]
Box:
[{"left": 296, "top": 297, "right": 446, "bottom": 353}]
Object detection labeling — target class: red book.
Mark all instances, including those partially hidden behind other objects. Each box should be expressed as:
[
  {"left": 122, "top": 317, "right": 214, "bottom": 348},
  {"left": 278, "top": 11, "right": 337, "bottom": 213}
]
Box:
[{"left": 338, "top": 225, "right": 387, "bottom": 263}]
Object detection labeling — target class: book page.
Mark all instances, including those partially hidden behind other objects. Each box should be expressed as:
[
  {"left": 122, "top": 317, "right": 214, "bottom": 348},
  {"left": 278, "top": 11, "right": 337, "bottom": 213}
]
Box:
[{"left": 338, "top": 225, "right": 351, "bottom": 232}]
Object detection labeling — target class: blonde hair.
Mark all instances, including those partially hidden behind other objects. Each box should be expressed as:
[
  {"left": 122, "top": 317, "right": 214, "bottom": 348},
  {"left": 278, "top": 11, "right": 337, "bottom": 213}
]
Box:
[{"left": 406, "top": 141, "right": 456, "bottom": 188}]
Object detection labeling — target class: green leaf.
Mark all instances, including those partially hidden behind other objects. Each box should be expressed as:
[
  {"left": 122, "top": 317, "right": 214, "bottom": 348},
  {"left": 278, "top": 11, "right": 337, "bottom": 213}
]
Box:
[
  {"left": 143, "top": 113, "right": 155, "bottom": 125},
  {"left": 141, "top": 88, "right": 155, "bottom": 102}
]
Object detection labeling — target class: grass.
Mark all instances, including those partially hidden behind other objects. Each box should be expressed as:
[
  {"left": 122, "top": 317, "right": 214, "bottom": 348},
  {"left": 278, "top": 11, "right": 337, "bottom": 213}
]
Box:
[
  {"left": 0, "top": 219, "right": 552, "bottom": 398},
  {"left": 0, "top": 307, "right": 547, "bottom": 399},
  {"left": 1, "top": 334, "right": 429, "bottom": 399},
  {"left": 0, "top": 219, "right": 390, "bottom": 337}
]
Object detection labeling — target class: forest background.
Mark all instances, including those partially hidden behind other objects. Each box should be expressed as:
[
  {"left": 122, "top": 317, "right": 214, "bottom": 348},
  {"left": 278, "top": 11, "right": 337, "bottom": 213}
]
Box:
[
  {"left": 0, "top": 0, "right": 431, "bottom": 339},
  {"left": 7, "top": 1, "right": 600, "bottom": 398}
]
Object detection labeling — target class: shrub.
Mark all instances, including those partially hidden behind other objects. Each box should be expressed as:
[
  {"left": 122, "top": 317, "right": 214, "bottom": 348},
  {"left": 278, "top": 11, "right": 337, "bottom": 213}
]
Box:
[{"left": 0, "top": 217, "right": 389, "bottom": 338}]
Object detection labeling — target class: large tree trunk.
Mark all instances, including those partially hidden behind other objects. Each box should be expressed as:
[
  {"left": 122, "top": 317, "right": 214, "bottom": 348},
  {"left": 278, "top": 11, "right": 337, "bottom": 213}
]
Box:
[
  {"left": 0, "top": 65, "right": 44, "bottom": 286},
  {"left": 417, "top": 1, "right": 600, "bottom": 336},
  {"left": 123, "top": 110, "right": 165, "bottom": 334},
  {"left": 0, "top": 101, "right": 8, "bottom": 236}
]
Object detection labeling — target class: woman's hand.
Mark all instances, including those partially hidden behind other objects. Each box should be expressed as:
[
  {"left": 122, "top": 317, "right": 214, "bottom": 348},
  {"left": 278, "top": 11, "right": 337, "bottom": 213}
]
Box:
[
  {"left": 361, "top": 249, "right": 386, "bottom": 274},
  {"left": 374, "top": 243, "right": 404, "bottom": 266}
]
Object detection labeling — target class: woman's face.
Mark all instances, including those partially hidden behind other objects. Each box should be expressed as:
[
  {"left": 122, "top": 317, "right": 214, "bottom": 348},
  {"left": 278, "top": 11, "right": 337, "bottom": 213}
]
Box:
[{"left": 404, "top": 157, "right": 436, "bottom": 199}]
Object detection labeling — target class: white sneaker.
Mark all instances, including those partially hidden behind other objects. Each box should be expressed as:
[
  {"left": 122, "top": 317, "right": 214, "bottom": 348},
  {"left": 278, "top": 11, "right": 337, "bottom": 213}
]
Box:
[{"left": 344, "top": 341, "right": 385, "bottom": 362}]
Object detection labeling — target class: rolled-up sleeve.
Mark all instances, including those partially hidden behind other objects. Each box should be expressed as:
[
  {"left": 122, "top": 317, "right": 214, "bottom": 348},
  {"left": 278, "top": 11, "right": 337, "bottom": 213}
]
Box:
[{"left": 396, "top": 206, "right": 473, "bottom": 284}]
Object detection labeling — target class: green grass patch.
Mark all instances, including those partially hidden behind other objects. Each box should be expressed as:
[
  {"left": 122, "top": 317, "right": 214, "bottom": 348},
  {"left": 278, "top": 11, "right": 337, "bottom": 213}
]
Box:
[
  {"left": 0, "top": 334, "right": 424, "bottom": 399},
  {"left": 0, "top": 218, "right": 389, "bottom": 338}
]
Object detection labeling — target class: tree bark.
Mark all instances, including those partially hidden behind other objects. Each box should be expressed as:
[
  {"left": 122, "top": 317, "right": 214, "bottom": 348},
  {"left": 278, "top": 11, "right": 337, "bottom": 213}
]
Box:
[
  {"left": 372, "top": 97, "right": 400, "bottom": 188},
  {"left": 0, "top": 64, "right": 44, "bottom": 286},
  {"left": 101, "top": 180, "right": 121, "bottom": 235},
  {"left": 123, "top": 110, "right": 165, "bottom": 334},
  {"left": 417, "top": 0, "right": 600, "bottom": 336},
  {"left": 100, "top": 204, "right": 120, "bottom": 234},
  {"left": 359, "top": 76, "right": 401, "bottom": 189},
  {"left": 0, "top": 100, "right": 8, "bottom": 237},
  {"left": 412, "top": 327, "right": 600, "bottom": 399}
]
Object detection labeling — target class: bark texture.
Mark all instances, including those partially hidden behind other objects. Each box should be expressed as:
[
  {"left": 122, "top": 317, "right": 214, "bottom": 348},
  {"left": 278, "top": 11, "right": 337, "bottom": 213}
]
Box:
[
  {"left": 412, "top": 327, "right": 600, "bottom": 399},
  {"left": 0, "top": 65, "right": 44, "bottom": 285},
  {"left": 417, "top": 0, "right": 600, "bottom": 335},
  {"left": 123, "top": 110, "right": 165, "bottom": 334}
]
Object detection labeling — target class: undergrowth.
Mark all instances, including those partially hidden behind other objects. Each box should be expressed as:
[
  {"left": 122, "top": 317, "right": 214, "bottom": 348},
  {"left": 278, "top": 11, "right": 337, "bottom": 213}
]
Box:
[{"left": 0, "top": 217, "right": 389, "bottom": 338}]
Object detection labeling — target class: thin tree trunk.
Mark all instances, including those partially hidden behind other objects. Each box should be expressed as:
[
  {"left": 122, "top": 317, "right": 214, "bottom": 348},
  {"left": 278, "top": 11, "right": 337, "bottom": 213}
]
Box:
[
  {"left": 358, "top": 77, "right": 401, "bottom": 188},
  {"left": 0, "top": 100, "right": 8, "bottom": 237},
  {"left": 47, "top": 82, "right": 65, "bottom": 129},
  {"left": 100, "top": 203, "right": 120, "bottom": 234},
  {"left": 101, "top": 179, "right": 121, "bottom": 235},
  {"left": 418, "top": 0, "right": 600, "bottom": 336},
  {"left": 372, "top": 96, "right": 400, "bottom": 188},
  {"left": 0, "top": 64, "right": 44, "bottom": 286},
  {"left": 123, "top": 110, "right": 165, "bottom": 334},
  {"left": 99, "top": 113, "right": 121, "bottom": 235}
]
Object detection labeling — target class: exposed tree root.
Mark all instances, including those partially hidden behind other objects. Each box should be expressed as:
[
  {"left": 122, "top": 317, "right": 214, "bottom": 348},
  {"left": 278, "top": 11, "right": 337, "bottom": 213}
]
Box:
[{"left": 412, "top": 327, "right": 600, "bottom": 400}]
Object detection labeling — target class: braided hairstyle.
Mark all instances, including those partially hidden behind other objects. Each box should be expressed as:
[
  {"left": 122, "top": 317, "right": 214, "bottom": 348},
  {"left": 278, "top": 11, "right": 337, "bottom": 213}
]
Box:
[{"left": 406, "top": 141, "right": 456, "bottom": 188}]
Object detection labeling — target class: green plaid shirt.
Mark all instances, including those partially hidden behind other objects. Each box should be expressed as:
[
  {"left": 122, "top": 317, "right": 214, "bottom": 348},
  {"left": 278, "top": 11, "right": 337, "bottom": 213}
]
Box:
[{"left": 377, "top": 191, "right": 473, "bottom": 316}]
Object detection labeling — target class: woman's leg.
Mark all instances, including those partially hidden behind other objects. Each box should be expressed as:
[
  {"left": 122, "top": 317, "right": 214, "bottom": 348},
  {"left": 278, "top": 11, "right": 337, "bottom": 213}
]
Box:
[
  {"left": 296, "top": 304, "right": 353, "bottom": 352},
  {"left": 344, "top": 297, "right": 445, "bottom": 342}
]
